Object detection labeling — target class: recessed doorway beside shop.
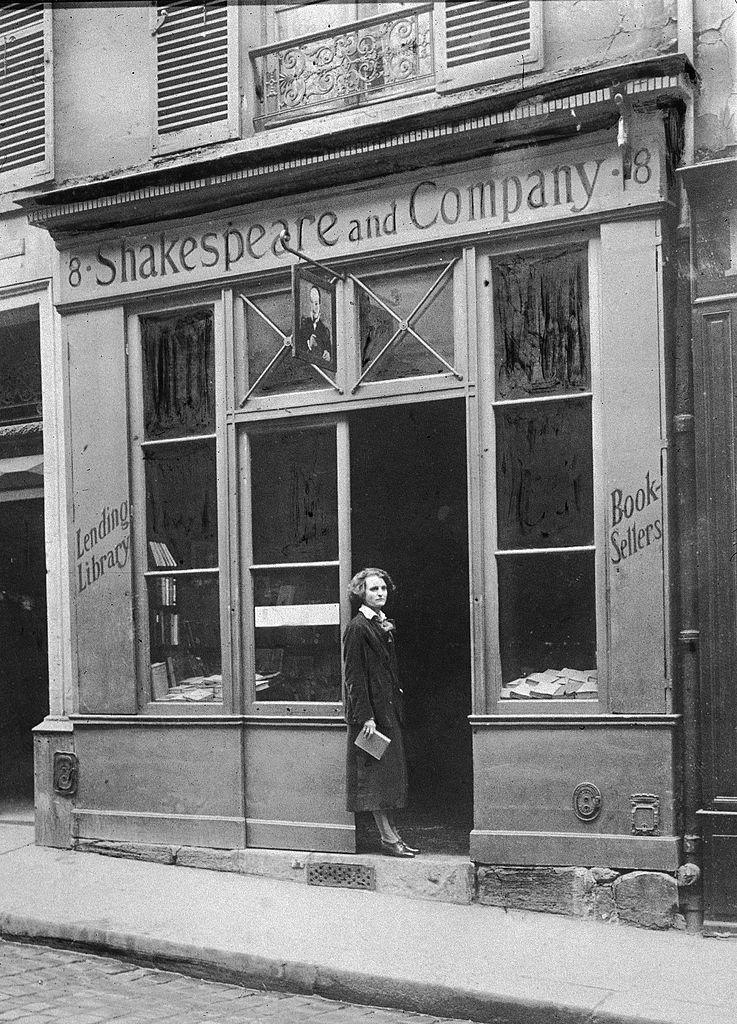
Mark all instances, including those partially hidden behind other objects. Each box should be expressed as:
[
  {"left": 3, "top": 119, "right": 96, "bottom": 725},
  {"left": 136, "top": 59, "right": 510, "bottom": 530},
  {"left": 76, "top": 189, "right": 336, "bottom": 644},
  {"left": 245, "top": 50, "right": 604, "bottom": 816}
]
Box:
[
  {"left": 0, "top": 497, "right": 48, "bottom": 821},
  {"left": 350, "top": 399, "right": 472, "bottom": 853}
]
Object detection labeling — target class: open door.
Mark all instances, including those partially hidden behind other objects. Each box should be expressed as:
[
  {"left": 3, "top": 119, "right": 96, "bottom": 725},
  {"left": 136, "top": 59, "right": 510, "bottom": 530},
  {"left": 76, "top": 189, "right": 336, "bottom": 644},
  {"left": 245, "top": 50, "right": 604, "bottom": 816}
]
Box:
[
  {"left": 241, "top": 400, "right": 473, "bottom": 854},
  {"left": 0, "top": 497, "right": 48, "bottom": 819},
  {"left": 350, "top": 399, "right": 473, "bottom": 854}
]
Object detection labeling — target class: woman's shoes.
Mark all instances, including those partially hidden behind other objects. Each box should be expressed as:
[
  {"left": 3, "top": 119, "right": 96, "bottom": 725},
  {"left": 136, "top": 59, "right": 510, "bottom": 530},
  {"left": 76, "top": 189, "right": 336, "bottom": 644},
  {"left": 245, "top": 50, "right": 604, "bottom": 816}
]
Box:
[
  {"left": 396, "top": 837, "right": 419, "bottom": 854},
  {"left": 380, "top": 839, "right": 415, "bottom": 858}
]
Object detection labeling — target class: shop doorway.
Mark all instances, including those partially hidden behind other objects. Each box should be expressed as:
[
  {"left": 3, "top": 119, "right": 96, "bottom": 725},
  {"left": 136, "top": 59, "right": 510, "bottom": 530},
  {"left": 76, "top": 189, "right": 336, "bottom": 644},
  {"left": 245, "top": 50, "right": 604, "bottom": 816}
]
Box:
[
  {"left": 350, "top": 399, "right": 473, "bottom": 853},
  {"left": 0, "top": 498, "right": 48, "bottom": 819}
]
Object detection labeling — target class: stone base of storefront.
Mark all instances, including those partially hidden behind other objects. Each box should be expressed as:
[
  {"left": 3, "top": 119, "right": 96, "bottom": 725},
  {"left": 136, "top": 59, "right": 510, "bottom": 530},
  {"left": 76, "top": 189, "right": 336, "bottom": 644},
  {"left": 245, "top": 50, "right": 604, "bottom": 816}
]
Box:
[
  {"left": 32, "top": 719, "right": 75, "bottom": 850},
  {"left": 71, "top": 837, "right": 686, "bottom": 929},
  {"left": 475, "top": 864, "right": 683, "bottom": 930}
]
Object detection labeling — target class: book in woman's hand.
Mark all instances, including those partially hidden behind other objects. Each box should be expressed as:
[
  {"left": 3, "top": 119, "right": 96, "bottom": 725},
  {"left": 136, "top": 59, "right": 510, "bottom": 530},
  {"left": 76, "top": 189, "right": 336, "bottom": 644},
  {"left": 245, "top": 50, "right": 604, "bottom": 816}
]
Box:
[{"left": 354, "top": 729, "right": 391, "bottom": 760}]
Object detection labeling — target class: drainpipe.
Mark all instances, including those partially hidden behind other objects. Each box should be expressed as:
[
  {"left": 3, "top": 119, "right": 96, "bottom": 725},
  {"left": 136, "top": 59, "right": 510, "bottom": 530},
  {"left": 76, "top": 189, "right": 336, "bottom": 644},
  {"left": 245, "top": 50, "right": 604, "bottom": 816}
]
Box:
[
  {"left": 674, "top": 0, "right": 702, "bottom": 931},
  {"left": 677, "top": 0, "right": 695, "bottom": 232}
]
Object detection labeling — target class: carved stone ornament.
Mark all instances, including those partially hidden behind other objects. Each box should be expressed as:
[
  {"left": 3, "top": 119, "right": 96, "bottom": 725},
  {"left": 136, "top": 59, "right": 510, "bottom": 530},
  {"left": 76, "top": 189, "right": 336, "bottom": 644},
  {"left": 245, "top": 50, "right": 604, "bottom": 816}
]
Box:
[
  {"left": 53, "top": 751, "right": 78, "bottom": 797},
  {"left": 630, "top": 793, "right": 661, "bottom": 836},
  {"left": 572, "top": 782, "right": 602, "bottom": 822}
]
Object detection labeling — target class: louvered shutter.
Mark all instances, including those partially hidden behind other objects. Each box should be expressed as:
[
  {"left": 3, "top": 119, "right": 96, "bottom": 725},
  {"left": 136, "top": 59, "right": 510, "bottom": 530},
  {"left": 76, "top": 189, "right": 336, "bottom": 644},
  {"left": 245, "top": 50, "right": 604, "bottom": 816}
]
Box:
[
  {"left": 435, "top": 1, "right": 543, "bottom": 93},
  {"left": 153, "top": 1, "right": 239, "bottom": 155},
  {"left": 0, "top": 2, "right": 53, "bottom": 191}
]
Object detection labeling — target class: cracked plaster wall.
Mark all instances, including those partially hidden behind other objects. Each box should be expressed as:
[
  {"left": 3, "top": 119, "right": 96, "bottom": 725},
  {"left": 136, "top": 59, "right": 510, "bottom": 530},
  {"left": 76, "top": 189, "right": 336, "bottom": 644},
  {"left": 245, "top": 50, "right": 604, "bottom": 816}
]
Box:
[
  {"left": 544, "top": 1, "right": 676, "bottom": 75},
  {"left": 44, "top": 3, "right": 679, "bottom": 188},
  {"left": 694, "top": 0, "right": 737, "bottom": 159}
]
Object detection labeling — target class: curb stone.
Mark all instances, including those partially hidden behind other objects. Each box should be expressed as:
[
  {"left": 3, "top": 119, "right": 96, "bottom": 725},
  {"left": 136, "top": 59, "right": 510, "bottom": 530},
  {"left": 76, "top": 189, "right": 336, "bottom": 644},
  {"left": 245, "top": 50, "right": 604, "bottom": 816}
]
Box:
[{"left": 0, "top": 912, "right": 645, "bottom": 1024}]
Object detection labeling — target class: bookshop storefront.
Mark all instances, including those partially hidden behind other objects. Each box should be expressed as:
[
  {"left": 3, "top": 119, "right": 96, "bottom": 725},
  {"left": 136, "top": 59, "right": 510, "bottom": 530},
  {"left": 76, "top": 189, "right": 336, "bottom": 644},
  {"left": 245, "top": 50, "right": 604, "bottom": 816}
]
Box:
[{"left": 35, "top": 108, "right": 681, "bottom": 871}]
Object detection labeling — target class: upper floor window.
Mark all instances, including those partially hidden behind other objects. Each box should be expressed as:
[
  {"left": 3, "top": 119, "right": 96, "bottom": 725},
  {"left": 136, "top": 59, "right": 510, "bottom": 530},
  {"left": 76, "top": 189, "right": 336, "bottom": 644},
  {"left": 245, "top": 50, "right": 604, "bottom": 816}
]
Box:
[
  {"left": 0, "top": 305, "right": 42, "bottom": 426},
  {"left": 151, "top": 2, "right": 543, "bottom": 151},
  {"left": 0, "top": 3, "right": 53, "bottom": 192}
]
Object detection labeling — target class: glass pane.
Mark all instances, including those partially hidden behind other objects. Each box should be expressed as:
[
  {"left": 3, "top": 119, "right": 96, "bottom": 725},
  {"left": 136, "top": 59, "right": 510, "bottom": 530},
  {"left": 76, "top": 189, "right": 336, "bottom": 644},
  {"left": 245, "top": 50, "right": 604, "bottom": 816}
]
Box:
[
  {"left": 145, "top": 440, "right": 218, "bottom": 569},
  {"left": 245, "top": 291, "right": 330, "bottom": 397},
  {"left": 358, "top": 267, "right": 454, "bottom": 382},
  {"left": 250, "top": 426, "right": 338, "bottom": 563},
  {"left": 497, "top": 551, "right": 597, "bottom": 697},
  {"left": 141, "top": 308, "right": 215, "bottom": 439},
  {"left": 496, "top": 397, "right": 593, "bottom": 549},
  {"left": 493, "top": 247, "right": 590, "bottom": 400},
  {"left": 252, "top": 566, "right": 340, "bottom": 702},
  {"left": 147, "top": 574, "right": 222, "bottom": 703},
  {"left": 0, "top": 306, "right": 41, "bottom": 425}
]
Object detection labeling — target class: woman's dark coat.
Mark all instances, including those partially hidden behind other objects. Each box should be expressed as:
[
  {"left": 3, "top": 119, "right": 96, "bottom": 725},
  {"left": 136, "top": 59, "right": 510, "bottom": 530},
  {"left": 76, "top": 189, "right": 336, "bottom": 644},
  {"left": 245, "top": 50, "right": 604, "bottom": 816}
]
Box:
[{"left": 343, "top": 612, "right": 408, "bottom": 812}]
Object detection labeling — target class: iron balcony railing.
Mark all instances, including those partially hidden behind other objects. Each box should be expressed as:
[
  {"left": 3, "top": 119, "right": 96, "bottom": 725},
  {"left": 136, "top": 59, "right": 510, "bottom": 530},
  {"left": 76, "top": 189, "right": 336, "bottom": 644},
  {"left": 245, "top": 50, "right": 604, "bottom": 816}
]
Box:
[{"left": 251, "top": 4, "right": 435, "bottom": 129}]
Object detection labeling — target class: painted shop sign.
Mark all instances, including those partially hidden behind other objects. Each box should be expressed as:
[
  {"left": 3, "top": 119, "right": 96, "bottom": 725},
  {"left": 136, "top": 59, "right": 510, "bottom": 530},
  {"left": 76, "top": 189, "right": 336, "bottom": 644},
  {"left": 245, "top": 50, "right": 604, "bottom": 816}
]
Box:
[
  {"left": 76, "top": 500, "right": 130, "bottom": 594},
  {"left": 609, "top": 470, "right": 662, "bottom": 567},
  {"left": 61, "top": 134, "right": 662, "bottom": 305}
]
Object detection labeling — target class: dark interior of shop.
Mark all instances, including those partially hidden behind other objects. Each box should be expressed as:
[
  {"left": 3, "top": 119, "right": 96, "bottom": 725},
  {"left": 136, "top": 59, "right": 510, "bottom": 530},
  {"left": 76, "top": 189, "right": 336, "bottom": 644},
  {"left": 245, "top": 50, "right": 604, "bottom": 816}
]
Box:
[
  {"left": 0, "top": 498, "right": 48, "bottom": 819},
  {"left": 349, "top": 399, "right": 473, "bottom": 854}
]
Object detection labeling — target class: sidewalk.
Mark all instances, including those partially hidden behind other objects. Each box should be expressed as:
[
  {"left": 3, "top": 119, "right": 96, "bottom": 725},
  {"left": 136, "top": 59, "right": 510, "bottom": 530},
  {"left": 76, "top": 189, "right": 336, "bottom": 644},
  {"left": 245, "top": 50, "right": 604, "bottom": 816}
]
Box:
[{"left": 0, "top": 822, "right": 735, "bottom": 1024}]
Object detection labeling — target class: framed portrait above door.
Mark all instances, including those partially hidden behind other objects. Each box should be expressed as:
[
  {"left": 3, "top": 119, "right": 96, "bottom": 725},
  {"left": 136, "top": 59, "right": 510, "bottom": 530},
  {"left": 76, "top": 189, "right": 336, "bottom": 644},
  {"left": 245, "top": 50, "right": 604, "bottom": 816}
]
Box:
[{"left": 292, "top": 264, "right": 338, "bottom": 372}]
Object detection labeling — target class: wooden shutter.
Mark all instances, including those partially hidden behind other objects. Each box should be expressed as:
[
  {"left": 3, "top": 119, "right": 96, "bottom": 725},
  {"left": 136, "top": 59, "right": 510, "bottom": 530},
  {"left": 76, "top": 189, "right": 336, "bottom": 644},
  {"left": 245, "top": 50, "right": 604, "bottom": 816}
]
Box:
[
  {"left": 0, "top": 2, "right": 53, "bottom": 190},
  {"left": 435, "top": 0, "right": 543, "bottom": 93},
  {"left": 153, "top": 1, "right": 239, "bottom": 155}
]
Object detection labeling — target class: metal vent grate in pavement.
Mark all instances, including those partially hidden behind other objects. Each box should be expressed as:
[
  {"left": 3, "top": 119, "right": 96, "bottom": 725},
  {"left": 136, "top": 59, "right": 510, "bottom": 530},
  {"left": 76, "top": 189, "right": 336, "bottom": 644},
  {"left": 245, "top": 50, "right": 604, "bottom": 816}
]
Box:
[{"left": 306, "top": 862, "right": 375, "bottom": 890}]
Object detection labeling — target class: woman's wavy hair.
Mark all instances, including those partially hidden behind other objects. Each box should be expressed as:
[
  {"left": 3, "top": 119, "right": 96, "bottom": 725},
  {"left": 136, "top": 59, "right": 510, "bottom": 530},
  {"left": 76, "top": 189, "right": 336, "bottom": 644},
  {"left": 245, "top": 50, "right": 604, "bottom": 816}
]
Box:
[{"left": 347, "top": 567, "right": 395, "bottom": 609}]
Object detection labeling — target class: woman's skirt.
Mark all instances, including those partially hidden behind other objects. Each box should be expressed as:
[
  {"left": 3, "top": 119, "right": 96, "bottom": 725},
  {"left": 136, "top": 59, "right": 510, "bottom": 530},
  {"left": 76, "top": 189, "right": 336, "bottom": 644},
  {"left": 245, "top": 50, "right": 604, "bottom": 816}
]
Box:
[{"left": 346, "top": 706, "right": 408, "bottom": 812}]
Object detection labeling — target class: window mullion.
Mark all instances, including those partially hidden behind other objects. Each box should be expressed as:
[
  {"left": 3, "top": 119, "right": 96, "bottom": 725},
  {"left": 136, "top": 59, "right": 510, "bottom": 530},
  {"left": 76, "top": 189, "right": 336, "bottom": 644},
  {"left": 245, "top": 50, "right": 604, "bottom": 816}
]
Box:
[
  {"left": 337, "top": 416, "right": 352, "bottom": 695},
  {"left": 404, "top": 323, "right": 462, "bottom": 379},
  {"left": 126, "top": 314, "right": 151, "bottom": 708}
]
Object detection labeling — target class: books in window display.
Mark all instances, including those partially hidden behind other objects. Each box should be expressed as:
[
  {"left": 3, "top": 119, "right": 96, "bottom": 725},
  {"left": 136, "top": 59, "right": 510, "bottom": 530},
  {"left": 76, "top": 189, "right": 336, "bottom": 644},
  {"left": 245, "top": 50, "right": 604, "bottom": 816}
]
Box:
[
  {"left": 502, "top": 668, "right": 598, "bottom": 700},
  {"left": 254, "top": 648, "right": 284, "bottom": 692},
  {"left": 148, "top": 540, "right": 177, "bottom": 568},
  {"left": 162, "top": 674, "right": 223, "bottom": 702},
  {"left": 155, "top": 576, "right": 177, "bottom": 605},
  {"left": 150, "top": 662, "right": 169, "bottom": 701},
  {"left": 153, "top": 610, "right": 179, "bottom": 646}
]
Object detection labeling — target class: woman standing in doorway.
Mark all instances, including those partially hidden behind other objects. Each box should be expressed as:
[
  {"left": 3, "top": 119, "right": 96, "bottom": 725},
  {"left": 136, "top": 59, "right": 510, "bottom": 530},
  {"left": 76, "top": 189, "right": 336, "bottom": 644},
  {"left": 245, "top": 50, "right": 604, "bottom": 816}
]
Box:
[{"left": 343, "top": 568, "right": 419, "bottom": 858}]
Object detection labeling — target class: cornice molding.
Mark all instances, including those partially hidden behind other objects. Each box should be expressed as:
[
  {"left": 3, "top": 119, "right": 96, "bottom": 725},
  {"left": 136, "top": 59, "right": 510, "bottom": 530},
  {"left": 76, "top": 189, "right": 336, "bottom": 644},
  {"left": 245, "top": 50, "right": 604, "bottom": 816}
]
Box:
[{"left": 23, "top": 61, "right": 692, "bottom": 238}]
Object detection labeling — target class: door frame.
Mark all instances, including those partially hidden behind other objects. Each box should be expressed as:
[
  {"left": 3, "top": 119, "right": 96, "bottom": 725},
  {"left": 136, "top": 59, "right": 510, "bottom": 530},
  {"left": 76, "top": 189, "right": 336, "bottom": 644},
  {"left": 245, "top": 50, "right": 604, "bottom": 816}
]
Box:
[{"left": 693, "top": 296, "right": 737, "bottom": 931}]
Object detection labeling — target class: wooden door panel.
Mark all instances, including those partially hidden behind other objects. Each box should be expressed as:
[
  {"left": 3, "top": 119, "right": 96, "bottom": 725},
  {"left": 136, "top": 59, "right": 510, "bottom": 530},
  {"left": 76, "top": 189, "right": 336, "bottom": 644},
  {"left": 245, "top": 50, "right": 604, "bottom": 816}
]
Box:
[{"left": 695, "top": 307, "right": 737, "bottom": 800}]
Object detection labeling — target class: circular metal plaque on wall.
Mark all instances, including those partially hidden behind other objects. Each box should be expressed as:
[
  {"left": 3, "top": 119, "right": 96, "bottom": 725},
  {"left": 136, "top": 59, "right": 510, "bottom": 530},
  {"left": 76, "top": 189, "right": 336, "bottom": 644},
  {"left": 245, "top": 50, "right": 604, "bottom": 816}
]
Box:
[{"left": 572, "top": 782, "right": 602, "bottom": 822}]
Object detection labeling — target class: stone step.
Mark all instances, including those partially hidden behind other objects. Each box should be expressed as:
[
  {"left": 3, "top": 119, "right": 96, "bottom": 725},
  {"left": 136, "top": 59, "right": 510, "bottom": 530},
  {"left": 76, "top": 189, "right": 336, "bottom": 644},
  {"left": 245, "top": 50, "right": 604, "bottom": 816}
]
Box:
[{"left": 74, "top": 838, "right": 474, "bottom": 905}]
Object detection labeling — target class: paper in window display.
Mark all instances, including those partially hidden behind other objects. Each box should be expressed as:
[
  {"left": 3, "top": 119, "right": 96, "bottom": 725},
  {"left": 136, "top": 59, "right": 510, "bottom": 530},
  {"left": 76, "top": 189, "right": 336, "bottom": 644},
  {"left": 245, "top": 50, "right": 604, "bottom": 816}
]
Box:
[
  {"left": 292, "top": 263, "right": 337, "bottom": 372},
  {"left": 252, "top": 569, "right": 342, "bottom": 703}
]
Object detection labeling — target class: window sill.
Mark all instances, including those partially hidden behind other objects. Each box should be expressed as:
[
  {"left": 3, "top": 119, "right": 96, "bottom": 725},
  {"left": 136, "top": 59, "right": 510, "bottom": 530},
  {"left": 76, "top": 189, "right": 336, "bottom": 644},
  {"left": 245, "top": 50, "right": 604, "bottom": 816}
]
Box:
[
  {"left": 248, "top": 702, "right": 345, "bottom": 722},
  {"left": 471, "top": 710, "right": 681, "bottom": 726},
  {"left": 140, "top": 701, "right": 229, "bottom": 718}
]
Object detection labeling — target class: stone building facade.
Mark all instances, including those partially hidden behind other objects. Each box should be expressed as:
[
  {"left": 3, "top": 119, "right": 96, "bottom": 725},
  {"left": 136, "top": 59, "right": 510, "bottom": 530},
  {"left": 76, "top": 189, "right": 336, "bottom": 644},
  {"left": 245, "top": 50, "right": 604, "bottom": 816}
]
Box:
[{"left": 0, "top": 1, "right": 733, "bottom": 932}]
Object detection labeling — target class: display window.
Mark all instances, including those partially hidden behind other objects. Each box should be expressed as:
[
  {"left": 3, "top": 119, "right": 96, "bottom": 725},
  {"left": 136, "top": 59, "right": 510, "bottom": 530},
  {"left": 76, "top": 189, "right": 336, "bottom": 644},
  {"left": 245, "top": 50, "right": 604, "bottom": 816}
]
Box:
[
  {"left": 248, "top": 423, "right": 342, "bottom": 704},
  {"left": 129, "top": 303, "right": 225, "bottom": 706},
  {"left": 125, "top": 238, "right": 614, "bottom": 715},
  {"left": 490, "top": 246, "right": 599, "bottom": 702}
]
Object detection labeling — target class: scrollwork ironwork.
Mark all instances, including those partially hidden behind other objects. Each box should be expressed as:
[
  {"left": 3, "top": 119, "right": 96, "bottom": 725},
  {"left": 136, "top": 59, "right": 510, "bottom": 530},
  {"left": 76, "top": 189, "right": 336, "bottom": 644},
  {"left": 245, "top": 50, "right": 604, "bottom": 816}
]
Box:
[
  {"left": 255, "top": 6, "right": 434, "bottom": 125},
  {"left": 0, "top": 334, "right": 42, "bottom": 423}
]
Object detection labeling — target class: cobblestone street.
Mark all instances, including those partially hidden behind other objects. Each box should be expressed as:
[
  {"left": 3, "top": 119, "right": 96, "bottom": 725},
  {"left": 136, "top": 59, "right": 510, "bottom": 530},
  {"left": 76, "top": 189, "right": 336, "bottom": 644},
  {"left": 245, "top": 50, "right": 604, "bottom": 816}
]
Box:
[{"left": 0, "top": 940, "right": 467, "bottom": 1024}]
